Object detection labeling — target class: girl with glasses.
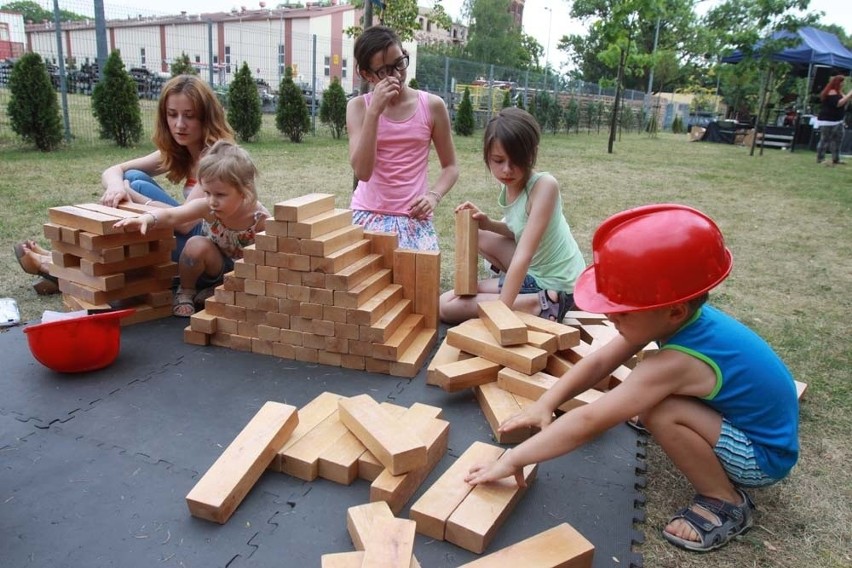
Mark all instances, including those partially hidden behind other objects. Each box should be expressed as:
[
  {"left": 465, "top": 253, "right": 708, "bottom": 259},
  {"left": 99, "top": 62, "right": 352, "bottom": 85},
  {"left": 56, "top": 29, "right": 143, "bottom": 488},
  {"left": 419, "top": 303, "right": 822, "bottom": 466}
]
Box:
[{"left": 347, "top": 26, "right": 458, "bottom": 250}]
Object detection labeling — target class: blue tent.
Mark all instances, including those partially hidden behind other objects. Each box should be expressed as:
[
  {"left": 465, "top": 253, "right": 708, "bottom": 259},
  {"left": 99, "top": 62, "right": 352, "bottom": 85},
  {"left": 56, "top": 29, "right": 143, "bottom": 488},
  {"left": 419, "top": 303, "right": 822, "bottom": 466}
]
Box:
[{"left": 721, "top": 27, "right": 852, "bottom": 71}]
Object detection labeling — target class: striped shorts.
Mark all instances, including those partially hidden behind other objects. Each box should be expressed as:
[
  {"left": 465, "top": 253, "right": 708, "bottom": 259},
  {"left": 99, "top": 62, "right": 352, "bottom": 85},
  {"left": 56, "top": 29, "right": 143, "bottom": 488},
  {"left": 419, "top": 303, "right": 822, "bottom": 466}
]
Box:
[{"left": 714, "top": 418, "right": 780, "bottom": 488}]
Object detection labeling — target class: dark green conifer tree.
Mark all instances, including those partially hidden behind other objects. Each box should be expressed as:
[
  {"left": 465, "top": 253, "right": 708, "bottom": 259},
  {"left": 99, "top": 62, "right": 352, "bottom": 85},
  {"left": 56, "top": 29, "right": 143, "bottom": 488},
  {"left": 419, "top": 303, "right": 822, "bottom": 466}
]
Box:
[
  {"left": 228, "top": 62, "right": 262, "bottom": 142},
  {"left": 92, "top": 50, "right": 143, "bottom": 147},
  {"left": 454, "top": 87, "right": 475, "bottom": 136},
  {"left": 7, "top": 52, "right": 63, "bottom": 151},
  {"left": 319, "top": 76, "right": 347, "bottom": 140},
  {"left": 275, "top": 66, "right": 311, "bottom": 143}
]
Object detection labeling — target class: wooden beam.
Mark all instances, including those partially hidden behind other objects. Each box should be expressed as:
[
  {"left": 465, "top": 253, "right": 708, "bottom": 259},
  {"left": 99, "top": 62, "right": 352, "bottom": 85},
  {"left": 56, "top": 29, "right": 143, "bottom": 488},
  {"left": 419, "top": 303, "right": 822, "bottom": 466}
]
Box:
[
  {"left": 434, "top": 357, "right": 501, "bottom": 393},
  {"left": 273, "top": 193, "right": 335, "bottom": 222},
  {"left": 474, "top": 382, "right": 536, "bottom": 444},
  {"left": 446, "top": 319, "right": 548, "bottom": 375},
  {"left": 478, "top": 301, "right": 528, "bottom": 346},
  {"left": 496, "top": 368, "right": 605, "bottom": 413},
  {"left": 272, "top": 392, "right": 343, "bottom": 471},
  {"left": 457, "top": 523, "right": 595, "bottom": 568},
  {"left": 360, "top": 516, "right": 417, "bottom": 568},
  {"left": 454, "top": 209, "right": 479, "bottom": 296}
]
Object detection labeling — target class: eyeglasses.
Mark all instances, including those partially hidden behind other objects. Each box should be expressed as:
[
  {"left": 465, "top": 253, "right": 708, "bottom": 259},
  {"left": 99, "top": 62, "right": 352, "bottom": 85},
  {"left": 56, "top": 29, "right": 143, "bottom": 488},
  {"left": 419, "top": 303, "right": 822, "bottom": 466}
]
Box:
[{"left": 369, "top": 55, "right": 409, "bottom": 80}]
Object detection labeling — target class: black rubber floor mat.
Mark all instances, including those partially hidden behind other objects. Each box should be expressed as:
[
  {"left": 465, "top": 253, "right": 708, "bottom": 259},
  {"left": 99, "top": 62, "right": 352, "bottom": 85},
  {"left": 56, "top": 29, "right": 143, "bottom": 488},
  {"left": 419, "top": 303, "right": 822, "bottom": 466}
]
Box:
[{"left": 1, "top": 319, "right": 645, "bottom": 567}]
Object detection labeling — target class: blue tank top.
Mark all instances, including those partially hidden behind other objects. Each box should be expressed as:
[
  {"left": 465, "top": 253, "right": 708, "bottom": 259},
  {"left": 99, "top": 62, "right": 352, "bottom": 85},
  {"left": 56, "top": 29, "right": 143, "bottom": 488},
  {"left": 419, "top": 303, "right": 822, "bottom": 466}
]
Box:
[{"left": 661, "top": 305, "right": 799, "bottom": 478}]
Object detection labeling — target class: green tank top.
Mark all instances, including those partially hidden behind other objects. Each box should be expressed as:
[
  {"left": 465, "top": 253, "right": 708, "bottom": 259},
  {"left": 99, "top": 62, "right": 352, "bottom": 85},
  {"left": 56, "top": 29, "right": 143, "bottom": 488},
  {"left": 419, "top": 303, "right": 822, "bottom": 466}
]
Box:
[{"left": 498, "top": 172, "right": 586, "bottom": 293}]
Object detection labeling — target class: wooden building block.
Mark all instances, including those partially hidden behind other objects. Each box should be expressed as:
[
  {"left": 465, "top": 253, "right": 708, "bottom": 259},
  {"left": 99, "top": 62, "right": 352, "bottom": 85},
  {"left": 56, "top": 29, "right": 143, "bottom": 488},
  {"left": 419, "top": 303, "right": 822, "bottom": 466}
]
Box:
[
  {"left": 48, "top": 205, "right": 125, "bottom": 235},
  {"left": 333, "top": 269, "right": 393, "bottom": 309},
  {"left": 347, "top": 502, "right": 423, "bottom": 568},
  {"left": 364, "top": 230, "right": 398, "bottom": 269},
  {"left": 372, "top": 314, "right": 424, "bottom": 361},
  {"left": 348, "top": 284, "right": 404, "bottom": 326},
  {"left": 272, "top": 392, "right": 343, "bottom": 471},
  {"left": 496, "top": 368, "right": 605, "bottom": 413},
  {"left": 360, "top": 517, "right": 417, "bottom": 568},
  {"left": 274, "top": 193, "right": 335, "bottom": 222},
  {"left": 190, "top": 310, "right": 217, "bottom": 334},
  {"left": 79, "top": 249, "right": 171, "bottom": 277},
  {"left": 51, "top": 239, "right": 124, "bottom": 264},
  {"left": 356, "top": 404, "right": 407, "bottom": 482},
  {"left": 563, "top": 311, "right": 608, "bottom": 326},
  {"left": 288, "top": 208, "right": 352, "bottom": 239},
  {"left": 435, "top": 357, "right": 501, "bottom": 393},
  {"left": 370, "top": 404, "right": 449, "bottom": 514},
  {"left": 312, "top": 239, "right": 371, "bottom": 274},
  {"left": 280, "top": 409, "right": 349, "bottom": 480},
  {"left": 409, "top": 441, "right": 505, "bottom": 541},
  {"left": 526, "top": 330, "right": 558, "bottom": 354},
  {"left": 320, "top": 551, "right": 364, "bottom": 568},
  {"left": 478, "top": 301, "right": 528, "bottom": 346},
  {"left": 457, "top": 523, "right": 595, "bottom": 568},
  {"left": 338, "top": 394, "right": 427, "bottom": 476},
  {"left": 58, "top": 275, "right": 173, "bottom": 305},
  {"left": 301, "top": 224, "right": 364, "bottom": 257},
  {"left": 48, "top": 264, "right": 125, "bottom": 291},
  {"left": 185, "top": 401, "right": 298, "bottom": 524},
  {"left": 445, "top": 463, "right": 538, "bottom": 553},
  {"left": 426, "top": 339, "right": 473, "bottom": 386},
  {"left": 388, "top": 328, "right": 438, "bottom": 379},
  {"left": 414, "top": 250, "right": 441, "bottom": 329},
  {"left": 362, "top": 299, "right": 411, "bottom": 342},
  {"left": 454, "top": 209, "right": 479, "bottom": 296},
  {"left": 325, "top": 254, "right": 382, "bottom": 290},
  {"left": 183, "top": 326, "right": 210, "bottom": 345},
  {"left": 446, "top": 319, "right": 548, "bottom": 375},
  {"left": 545, "top": 353, "right": 574, "bottom": 377},
  {"left": 392, "top": 249, "right": 417, "bottom": 302},
  {"left": 474, "top": 382, "right": 536, "bottom": 445}
]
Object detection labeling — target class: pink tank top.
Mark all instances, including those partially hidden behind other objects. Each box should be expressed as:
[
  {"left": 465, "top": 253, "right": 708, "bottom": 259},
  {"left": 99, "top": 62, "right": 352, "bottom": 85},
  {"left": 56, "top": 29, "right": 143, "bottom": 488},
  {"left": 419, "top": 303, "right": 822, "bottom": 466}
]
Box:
[{"left": 350, "top": 90, "right": 433, "bottom": 216}]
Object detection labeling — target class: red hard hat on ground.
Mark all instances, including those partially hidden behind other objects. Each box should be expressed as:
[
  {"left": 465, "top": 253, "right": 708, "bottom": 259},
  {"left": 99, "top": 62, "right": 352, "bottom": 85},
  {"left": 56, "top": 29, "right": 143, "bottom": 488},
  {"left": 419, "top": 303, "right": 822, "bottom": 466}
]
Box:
[{"left": 573, "top": 204, "right": 732, "bottom": 314}]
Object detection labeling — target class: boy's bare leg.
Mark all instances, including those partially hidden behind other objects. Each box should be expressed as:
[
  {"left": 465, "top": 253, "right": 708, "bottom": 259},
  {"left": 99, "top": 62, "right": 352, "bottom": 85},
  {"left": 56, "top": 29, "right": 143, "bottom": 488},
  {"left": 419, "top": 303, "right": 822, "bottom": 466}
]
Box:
[{"left": 640, "top": 395, "right": 743, "bottom": 543}]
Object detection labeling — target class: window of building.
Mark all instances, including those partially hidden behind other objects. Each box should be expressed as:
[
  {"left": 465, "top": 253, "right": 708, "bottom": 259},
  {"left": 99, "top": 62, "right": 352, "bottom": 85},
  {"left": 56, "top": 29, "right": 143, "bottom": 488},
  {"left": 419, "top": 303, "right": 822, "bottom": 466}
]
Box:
[
  {"left": 341, "top": 58, "right": 347, "bottom": 79},
  {"left": 278, "top": 44, "right": 285, "bottom": 75},
  {"left": 225, "top": 46, "right": 231, "bottom": 73},
  {"left": 0, "top": 23, "right": 10, "bottom": 42},
  {"left": 140, "top": 47, "right": 146, "bottom": 67},
  {"left": 324, "top": 55, "right": 330, "bottom": 77}
]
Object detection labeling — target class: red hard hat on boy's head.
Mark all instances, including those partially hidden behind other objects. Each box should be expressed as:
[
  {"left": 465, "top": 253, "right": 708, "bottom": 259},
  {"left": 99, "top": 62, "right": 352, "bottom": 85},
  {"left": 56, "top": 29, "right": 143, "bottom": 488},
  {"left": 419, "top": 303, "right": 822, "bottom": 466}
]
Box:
[{"left": 573, "top": 204, "right": 732, "bottom": 314}]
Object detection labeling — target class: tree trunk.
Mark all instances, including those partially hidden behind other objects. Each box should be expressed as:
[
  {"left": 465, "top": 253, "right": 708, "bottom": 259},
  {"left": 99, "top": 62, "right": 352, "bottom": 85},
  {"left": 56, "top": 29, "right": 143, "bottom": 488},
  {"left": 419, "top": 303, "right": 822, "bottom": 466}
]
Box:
[{"left": 608, "top": 46, "right": 626, "bottom": 154}]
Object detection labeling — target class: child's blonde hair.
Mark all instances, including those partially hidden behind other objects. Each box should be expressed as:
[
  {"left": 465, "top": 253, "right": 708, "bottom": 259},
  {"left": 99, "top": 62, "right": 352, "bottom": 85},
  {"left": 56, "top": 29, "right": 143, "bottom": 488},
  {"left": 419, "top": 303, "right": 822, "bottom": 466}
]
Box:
[{"left": 197, "top": 140, "right": 259, "bottom": 205}]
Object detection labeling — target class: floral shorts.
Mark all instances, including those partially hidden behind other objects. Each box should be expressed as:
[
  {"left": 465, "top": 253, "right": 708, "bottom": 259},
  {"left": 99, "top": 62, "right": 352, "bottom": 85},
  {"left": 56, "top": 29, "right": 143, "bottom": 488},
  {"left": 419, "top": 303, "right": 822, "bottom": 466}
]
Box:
[{"left": 351, "top": 210, "right": 439, "bottom": 251}]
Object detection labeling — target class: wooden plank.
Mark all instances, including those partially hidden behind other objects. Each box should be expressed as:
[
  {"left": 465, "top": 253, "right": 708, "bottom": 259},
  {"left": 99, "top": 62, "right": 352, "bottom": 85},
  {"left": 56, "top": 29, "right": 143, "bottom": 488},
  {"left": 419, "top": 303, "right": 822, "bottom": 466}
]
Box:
[
  {"left": 79, "top": 249, "right": 171, "bottom": 277},
  {"left": 273, "top": 193, "right": 335, "bottom": 222},
  {"left": 392, "top": 249, "right": 417, "bottom": 302},
  {"left": 271, "top": 392, "right": 343, "bottom": 471},
  {"left": 357, "top": 404, "right": 407, "bottom": 482},
  {"left": 388, "top": 328, "right": 438, "bottom": 379},
  {"left": 78, "top": 227, "right": 174, "bottom": 249},
  {"left": 48, "top": 205, "right": 125, "bottom": 235},
  {"left": 474, "top": 382, "right": 535, "bottom": 445},
  {"left": 526, "top": 330, "right": 558, "bottom": 354},
  {"left": 288, "top": 208, "right": 352, "bottom": 239},
  {"left": 414, "top": 250, "right": 441, "bottom": 329},
  {"left": 364, "top": 230, "right": 398, "bottom": 269},
  {"left": 325, "top": 254, "right": 382, "bottom": 291},
  {"left": 496, "top": 368, "right": 605, "bottom": 413},
  {"left": 457, "top": 523, "right": 595, "bottom": 568},
  {"left": 514, "top": 311, "right": 581, "bottom": 350},
  {"left": 312, "top": 239, "right": 371, "bottom": 274},
  {"left": 57, "top": 274, "right": 173, "bottom": 305},
  {"left": 409, "top": 441, "right": 505, "bottom": 541},
  {"left": 51, "top": 239, "right": 125, "bottom": 264},
  {"left": 372, "top": 313, "right": 424, "bottom": 362},
  {"left": 426, "top": 339, "right": 473, "bottom": 386},
  {"left": 445, "top": 463, "right": 538, "bottom": 553},
  {"left": 348, "top": 284, "right": 403, "bottom": 326},
  {"left": 434, "top": 357, "right": 501, "bottom": 393},
  {"left": 338, "top": 394, "right": 427, "bottom": 476},
  {"left": 333, "top": 268, "right": 393, "bottom": 310},
  {"left": 454, "top": 208, "right": 479, "bottom": 296},
  {"left": 185, "top": 402, "right": 298, "bottom": 524},
  {"left": 320, "top": 551, "right": 364, "bottom": 568},
  {"left": 360, "top": 517, "right": 417, "bottom": 568},
  {"left": 279, "top": 409, "right": 349, "bottom": 480},
  {"left": 346, "top": 502, "right": 423, "bottom": 568},
  {"left": 478, "top": 301, "right": 528, "bottom": 346},
  {"left": 370, "top": 404, "right": 448, "bottom": 514},
  {"left": 446, "top": 319, "right": 548, "bottom": 375},
  {"left": 545, "top": 353, "right": 574, "bottom": 377},
  {"left": 300, "top": 224, "right": 364, "bottom": 257}
]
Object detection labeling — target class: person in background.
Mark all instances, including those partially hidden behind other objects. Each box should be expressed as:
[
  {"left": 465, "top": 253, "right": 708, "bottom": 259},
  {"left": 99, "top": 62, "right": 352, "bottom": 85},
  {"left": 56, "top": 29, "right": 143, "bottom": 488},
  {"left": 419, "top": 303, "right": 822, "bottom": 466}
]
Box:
[
  {"left": 13, "top": 74, "right": 235, "bottom": 294},
  {"left": 465, "top": 204, "right": 798, "bottom": 553},
  {"left": 816, "top": 74, "right": 852, "bottom": 166},
  {"left": 439, "top": 108, "right": 585, "bottom": 324},
  {"left": 347, "top": 25, "right": 458, "bottom": 250},
  {"left": 114, "top": 141, "right": 269, "bottom": 317}
]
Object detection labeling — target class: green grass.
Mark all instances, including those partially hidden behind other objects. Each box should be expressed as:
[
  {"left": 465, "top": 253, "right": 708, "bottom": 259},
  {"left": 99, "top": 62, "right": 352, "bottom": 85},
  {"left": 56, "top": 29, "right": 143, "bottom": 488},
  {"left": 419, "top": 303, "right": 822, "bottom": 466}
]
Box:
[{"left": 1, "top": 126, "right": 850, "bottom": 567}]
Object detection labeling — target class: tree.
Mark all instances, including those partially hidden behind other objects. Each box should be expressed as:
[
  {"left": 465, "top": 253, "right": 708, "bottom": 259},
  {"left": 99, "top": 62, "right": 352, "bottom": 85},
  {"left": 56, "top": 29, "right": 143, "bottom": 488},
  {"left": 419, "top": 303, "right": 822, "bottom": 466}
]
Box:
[
  {"left": 91, "top": 50, "right": 143, "bottom": 148},
  {"left": 228, "top": 62, "right": 262, "bottom": 142},
  {"left": 464, "top": 0, "right": 540, "bottom": 69},
  {"left": 454, "top": 87, "right": 475, "bottom": 136},
  {"left": 276, "top": 66, "right": 311, "bottom": 143},
  {"left": 346, "top": 0, "right": 451, "bottom": 41},
  {"left": 408, "top": 77, "right": 420, "bottom": 90},
  {"left": 7, "top": 52, "right": 63, "bottom": 151},
  {"left": 320, "top": 76, "right": 348, "bottom": 140},
  {"left": 0, "top": 1, "right": 85, "bottom": 23},
  {"left": 564, "top": 98, "right": 580, "bottom": 134},
  {"left": 171, "top": 52, "right": 197, "bottom": 77},
  {"left": 501, "top": 89, "right": 512, "bottom": 109}
]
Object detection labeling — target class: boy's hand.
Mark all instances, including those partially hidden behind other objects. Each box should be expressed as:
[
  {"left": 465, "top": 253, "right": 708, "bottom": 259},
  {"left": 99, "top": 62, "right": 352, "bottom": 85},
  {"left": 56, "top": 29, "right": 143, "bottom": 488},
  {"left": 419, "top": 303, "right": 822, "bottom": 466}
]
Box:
[
  {"left": 464, "top": 452, "right": 526, "bottom": 487},
  {"left": 498, "top": 403, "right": 553, "bottom": 433}
]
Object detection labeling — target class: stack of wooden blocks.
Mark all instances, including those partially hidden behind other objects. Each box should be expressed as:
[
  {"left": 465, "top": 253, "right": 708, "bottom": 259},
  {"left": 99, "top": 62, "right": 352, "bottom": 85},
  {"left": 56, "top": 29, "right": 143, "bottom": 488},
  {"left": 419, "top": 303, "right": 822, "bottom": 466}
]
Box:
[
  {"left": 184, "top": 193, "right": 439, "bottom": 378},
  {"left": 44, "top": 202, "right": 177, "bottom": 325}
]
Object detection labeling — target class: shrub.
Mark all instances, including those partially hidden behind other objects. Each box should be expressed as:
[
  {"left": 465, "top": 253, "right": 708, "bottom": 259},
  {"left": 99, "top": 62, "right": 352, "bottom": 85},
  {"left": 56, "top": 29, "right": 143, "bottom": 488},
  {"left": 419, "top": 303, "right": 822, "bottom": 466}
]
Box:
[
  {"left": 171, "top": 52, "right": 197, "bottom": 77},
  {"left": 7, "top": 52, "right": 63, "bottom": 151},
  {"left": 564, "top": 98, "right": 579, "bottom": 134},
  {"left": 320, "top": 76, "right": 347, "bottom": 140},
  {"left": 227, "top": 62, "right": 262, "bottom": 142},
  {"left": 91, "top": 50, "right": 143, "bottom": 147},
  {"left": 501, "top": 89, "right": 512, "bottom": 109},
  {"left": 454, "top": 87, "right": 474, "bottom": 136},
  {"left": 408, "top": 77, "right": 420, "bottom": 90},
  {"left": 275, "top": 66, "right": 311, "bottom": 142}
]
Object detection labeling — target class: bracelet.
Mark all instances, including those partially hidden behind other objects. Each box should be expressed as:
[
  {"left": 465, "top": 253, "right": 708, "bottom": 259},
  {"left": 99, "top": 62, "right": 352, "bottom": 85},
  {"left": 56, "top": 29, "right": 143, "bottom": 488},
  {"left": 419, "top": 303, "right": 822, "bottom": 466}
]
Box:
[
  {"left": 427, "top": 190, "right": 442, "bottom": 203},
  {"left": 148, "top": 212, "right": 158, "bottom": 228}
]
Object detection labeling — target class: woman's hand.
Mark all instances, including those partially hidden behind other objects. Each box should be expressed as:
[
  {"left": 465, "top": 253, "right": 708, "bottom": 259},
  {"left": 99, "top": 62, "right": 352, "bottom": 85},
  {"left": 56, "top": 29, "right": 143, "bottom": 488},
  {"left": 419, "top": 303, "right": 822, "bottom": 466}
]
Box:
[
  {"left": 408, "top": 192, "right": 439, "bottom": 220},
  {"left": 100, "top": 180, "right": 131, "bottom": 208},
  {"left": 464, "top": 451, "right": 527, "bottom": 488}
]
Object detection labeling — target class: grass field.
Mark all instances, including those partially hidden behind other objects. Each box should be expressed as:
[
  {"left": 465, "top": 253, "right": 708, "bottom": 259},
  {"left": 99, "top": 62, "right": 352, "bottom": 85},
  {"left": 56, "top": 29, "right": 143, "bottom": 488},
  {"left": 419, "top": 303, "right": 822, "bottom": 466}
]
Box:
[{"left": 1, "top": 122, "right": 850, "bottom": 567}]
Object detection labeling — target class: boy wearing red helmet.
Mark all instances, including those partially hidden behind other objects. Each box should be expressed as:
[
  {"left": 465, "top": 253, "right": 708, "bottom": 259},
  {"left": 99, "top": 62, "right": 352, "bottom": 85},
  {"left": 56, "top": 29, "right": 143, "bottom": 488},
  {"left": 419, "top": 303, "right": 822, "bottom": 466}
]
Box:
[{"left": 465, "top": 204, "right": 799, "bottom": 553}]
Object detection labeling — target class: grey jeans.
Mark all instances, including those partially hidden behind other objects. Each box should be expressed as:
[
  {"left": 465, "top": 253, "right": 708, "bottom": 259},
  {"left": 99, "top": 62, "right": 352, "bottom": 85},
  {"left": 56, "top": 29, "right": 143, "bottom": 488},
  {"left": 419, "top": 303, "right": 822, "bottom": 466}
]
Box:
[{"left": 817, "top": 122, "right": 845, "bottom": 164}]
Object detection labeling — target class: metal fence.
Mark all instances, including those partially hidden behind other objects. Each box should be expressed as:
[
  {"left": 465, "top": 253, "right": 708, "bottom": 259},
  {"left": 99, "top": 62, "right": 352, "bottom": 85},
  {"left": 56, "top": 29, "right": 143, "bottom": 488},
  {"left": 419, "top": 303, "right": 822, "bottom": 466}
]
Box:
[{"left": 0, "top": 0, "right": 682, "bottom": 146}]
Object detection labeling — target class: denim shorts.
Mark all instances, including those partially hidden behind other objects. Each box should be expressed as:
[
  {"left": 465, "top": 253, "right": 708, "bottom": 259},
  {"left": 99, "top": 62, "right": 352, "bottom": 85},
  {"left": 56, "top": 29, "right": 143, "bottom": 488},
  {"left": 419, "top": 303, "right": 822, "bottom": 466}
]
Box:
[
  {"left": 195, "top": 246, "right": 234, "bottom": 290},
  {"left": 714, "top": 418, "right": 780, "bottom": 488},
  {"left": 497, "top": 273, "right": 543, "bottom": 294}
]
